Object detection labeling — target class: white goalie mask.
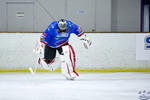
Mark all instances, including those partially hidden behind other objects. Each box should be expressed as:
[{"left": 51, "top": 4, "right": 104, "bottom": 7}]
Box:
[{"left": 58, "top": 19, "right": 67, "bottom": 31}]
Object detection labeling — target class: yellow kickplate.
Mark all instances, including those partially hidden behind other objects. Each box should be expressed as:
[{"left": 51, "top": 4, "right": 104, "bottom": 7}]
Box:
[{"left": 0, "top": 68, "right": 150, "bottom": 73}]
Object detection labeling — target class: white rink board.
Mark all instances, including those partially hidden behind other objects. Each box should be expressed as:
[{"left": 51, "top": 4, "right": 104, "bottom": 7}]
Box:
[
  {"left": 136, "top": 34, "right": 150, "bottom": 60},
  {"left": 0, "top": 33, "right": 150, "bottom": 69}
]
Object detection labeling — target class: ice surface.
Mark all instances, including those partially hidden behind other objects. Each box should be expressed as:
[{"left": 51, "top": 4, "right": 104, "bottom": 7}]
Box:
[{"left": 0, "top": 72, "right": 150, "bottom": 100}]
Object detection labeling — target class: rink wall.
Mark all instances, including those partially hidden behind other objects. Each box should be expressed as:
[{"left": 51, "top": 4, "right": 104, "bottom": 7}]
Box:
[{"left": 0, "top": 33, "right": 150, "bottom": 72}]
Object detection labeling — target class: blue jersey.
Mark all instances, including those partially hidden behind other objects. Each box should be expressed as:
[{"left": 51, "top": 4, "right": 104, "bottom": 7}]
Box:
[{"left": 40, "top": 20, "right": 84, "bottom": 48}]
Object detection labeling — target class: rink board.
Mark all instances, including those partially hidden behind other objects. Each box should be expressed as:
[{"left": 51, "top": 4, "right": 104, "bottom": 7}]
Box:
[
  {"left": 1, "top": 33, "right": 150, "bottom": 71},
  {"left": 0, "top": 68, "right": 150, "bottom": 73}
]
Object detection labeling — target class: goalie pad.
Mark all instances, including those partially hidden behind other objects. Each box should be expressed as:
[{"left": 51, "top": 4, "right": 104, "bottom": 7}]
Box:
[
  {"left": 33, "top": 40, "right": 60, "bottom": 72},
  {"left": 60, "top": 45, "right": 79, "bottom": 80},
  {"left": 33, "top": 40, "right": 44, "bottom": 54},
  {"left": 38, "top": 57, "right": 61, "bottom": 72}
]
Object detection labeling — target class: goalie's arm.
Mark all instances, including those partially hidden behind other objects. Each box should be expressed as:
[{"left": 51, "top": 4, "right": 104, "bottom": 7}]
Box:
[{"left": 71, "top": 22, "right": 92, "bottom": 49}]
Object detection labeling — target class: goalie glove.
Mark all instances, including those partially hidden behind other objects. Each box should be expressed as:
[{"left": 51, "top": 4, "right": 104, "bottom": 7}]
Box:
[{"left": 79, "top": 34, "right": 92, "bottom": 49}]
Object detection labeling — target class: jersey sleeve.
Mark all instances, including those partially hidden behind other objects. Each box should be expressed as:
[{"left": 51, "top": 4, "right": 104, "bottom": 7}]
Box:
[
  {"left": 71, "top": 22, "right": 84, "bottom": 37},
  {"left": 40, "top": 26, "right": 52, "bottom": 45}
]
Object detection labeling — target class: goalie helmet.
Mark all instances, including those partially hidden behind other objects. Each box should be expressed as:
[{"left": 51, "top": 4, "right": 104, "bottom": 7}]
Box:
[{"left": 58, "top": 19, "right": 67, "bottom": 31}]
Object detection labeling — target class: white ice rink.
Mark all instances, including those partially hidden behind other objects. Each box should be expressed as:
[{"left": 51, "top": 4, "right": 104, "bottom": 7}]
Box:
[{"left": 0, "top": 72, "right": 150, "bottom": 100}]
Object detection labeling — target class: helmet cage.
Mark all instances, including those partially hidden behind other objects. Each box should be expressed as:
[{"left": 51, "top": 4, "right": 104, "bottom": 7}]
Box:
[{"left": 58, "top": 19, "right": 67, "bottom": 31}]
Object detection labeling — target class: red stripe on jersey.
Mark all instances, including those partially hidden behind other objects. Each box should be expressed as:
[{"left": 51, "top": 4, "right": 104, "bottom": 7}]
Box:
[{"left": 40, "top": 41, "right": 48, "bottom": 46}]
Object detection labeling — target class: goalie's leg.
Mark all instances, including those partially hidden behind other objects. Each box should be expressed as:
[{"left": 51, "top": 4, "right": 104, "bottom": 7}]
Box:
[
  {"left": 38, "top": 45, "right": 57, "bottom": 71},
  {"left": 60, "top": 45, "right": 79, "bottom": 80}
]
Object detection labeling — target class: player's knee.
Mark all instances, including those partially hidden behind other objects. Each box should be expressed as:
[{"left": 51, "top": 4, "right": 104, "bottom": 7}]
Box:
[{"left": 44, "top": 59, "right": 55, "bottom": 64}]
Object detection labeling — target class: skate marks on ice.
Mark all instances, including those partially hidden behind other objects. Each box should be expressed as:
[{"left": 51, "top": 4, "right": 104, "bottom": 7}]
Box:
[{"left": 0, "top": 72, "right": 150, "bottom": 100}]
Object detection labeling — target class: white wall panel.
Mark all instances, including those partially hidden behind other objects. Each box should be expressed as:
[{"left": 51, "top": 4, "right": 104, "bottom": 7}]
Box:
[
  {"left": 111, "top": 0, "right": 141, "bottom": 32},
  {"left": 0, "top": 0, "right": 141, "bottom": 32},
  {"left": 34, "top": 0, "right": 66, "bottom": 32},
  {"left": 96, "top": 0, "right": 111, "bottom": 32},
  {"left": 7, "top": 2, "right": 34, "bottom": 32},
  {"left": 0, "top": 33, "right": 150, "bottom": 69},
  {"left": 67, "top": 0, "right": 95, "bottom": 32},
  {"left": 0, "top": 0, "right": 7, "bottom": 31}
]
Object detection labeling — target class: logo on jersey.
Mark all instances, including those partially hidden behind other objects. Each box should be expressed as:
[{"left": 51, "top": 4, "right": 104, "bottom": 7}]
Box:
[
  {"left": 43, "top": 33, "right": 47, "bottom": 36},
  {"left": 56, "top": 32, "right": 69, "bottom": 38}
]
